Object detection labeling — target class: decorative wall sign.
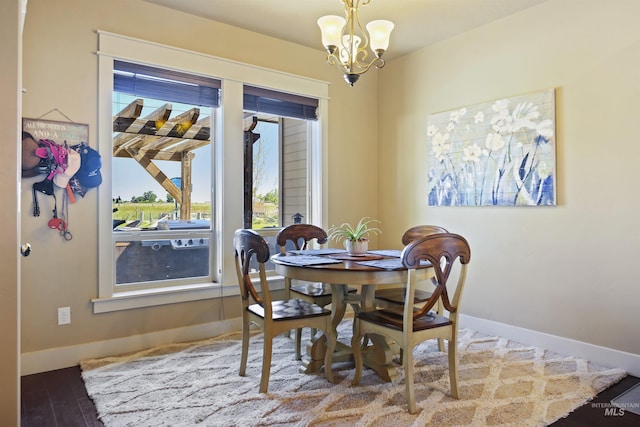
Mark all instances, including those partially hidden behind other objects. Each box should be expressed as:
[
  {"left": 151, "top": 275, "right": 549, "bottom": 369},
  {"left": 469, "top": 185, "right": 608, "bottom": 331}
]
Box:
[
  {"left": 22, "top": 117, "right": 89, "bottom": 146},
  {"left": 427, "top": 88, "right": 556, "bottom": 206}
]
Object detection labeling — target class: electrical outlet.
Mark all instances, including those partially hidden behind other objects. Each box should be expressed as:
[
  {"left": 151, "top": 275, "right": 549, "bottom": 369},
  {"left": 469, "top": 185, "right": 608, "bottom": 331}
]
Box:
[{"left": 58, "top": 307, "right": 71, "bottom": 325}]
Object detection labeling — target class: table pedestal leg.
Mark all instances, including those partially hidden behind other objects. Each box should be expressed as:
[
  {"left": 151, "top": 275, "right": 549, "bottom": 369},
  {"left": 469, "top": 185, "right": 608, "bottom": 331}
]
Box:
[
  {"left": 301, "top": 284, "right": 399, "bottom": 382},
  {"left": 299, "top": 284, "right": 350, "bottom": 374},
  {"left": 358, "top": 285, "right": 399, "bottom": 382},
  {"left": 300, "top": 331, "right": 327, "bottom": 373}
]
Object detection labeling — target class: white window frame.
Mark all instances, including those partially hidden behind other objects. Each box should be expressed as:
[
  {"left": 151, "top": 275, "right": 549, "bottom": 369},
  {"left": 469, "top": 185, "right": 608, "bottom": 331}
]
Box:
[{"left": 93, "top": 31, "right": 328, "bottom": 313}]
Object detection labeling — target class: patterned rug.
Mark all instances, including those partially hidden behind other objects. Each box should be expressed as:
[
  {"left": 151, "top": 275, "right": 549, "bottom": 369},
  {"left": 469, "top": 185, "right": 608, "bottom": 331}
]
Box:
[{"left": 81, "top": 321, "right": 626, "bottom": 426}]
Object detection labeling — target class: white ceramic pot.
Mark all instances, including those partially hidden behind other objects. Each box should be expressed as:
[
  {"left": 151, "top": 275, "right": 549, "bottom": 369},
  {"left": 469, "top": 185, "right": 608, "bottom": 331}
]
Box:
[{"left": 345, "top": 238, "right": 368, "bottom": 256}]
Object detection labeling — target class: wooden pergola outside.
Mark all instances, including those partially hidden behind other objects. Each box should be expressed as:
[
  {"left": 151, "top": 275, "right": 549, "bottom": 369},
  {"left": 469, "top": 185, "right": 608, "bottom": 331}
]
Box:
[{"left": 112, "top": 98, "right": 211, "bottom": 219}]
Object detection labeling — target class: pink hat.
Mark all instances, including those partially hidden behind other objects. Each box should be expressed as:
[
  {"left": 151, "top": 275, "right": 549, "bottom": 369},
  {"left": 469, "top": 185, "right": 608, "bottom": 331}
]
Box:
[{"left": 54, "top": 148, "right": 81, "bottom": 188}]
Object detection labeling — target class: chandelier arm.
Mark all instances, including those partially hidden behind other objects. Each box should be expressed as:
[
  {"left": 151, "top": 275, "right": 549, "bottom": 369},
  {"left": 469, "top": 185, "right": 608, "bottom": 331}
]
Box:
[
  {"left": 353, "top": 56, "right": 385, "bottom": 75},
  {"left": 326, "top": 53, "right": 384, "bottom": 77}
]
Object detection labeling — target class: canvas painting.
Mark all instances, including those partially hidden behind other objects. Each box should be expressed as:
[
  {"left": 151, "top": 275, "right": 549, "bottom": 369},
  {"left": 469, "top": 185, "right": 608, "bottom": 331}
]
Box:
[{"left": 427, "top": 88, "right": 556, "bottom": 206}]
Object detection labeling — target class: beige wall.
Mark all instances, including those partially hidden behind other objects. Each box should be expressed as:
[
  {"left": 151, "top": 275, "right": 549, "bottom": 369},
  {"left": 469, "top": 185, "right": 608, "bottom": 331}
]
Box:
[
  {"left": 20, "top": 0, "right": 378, "bottom": 356},
  {"left": 378, "top": 0, "right": 640, "bottom": 355},
  {"left": 1, "top": 0, "right": 22, "bottom": 423}
]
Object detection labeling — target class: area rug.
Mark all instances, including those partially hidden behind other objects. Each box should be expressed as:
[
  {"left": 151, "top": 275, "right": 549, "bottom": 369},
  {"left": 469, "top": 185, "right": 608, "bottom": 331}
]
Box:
[{"left": 80, "top": 321, "right": 626, "bottom": 427}]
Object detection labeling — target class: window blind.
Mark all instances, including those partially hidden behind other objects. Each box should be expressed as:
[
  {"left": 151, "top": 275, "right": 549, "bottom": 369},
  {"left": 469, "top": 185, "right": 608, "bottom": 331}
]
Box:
[
  {"left": 114, "top": 60, "right": 221, "bottom": 107},
  {"left": 244, "top": 86, "right": 318, "bottom": 121}
]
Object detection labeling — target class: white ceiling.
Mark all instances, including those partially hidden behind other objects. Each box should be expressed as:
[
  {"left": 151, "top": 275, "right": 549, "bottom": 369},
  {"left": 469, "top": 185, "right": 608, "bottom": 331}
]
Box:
[{"left": 145, "top": 0, "right": 546, "bottom": 60}]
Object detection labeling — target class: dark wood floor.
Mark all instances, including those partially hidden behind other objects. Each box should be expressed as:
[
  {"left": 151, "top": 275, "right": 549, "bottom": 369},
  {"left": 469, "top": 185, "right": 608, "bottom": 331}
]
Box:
[
  {"left": 550, "top": 375, "right": 640, "bottom": 427},
  {"left": 21, "top": 366, "right": 639, "bottom": 426},
  {"left": 21, "top": 366, "right": 103, "bottom": 427}
]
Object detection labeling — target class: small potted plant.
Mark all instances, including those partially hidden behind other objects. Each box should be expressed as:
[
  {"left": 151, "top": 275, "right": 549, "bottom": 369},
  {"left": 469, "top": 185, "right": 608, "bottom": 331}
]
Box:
[{"left": 328, "top": 217, "right": 382, "bottom": 256}]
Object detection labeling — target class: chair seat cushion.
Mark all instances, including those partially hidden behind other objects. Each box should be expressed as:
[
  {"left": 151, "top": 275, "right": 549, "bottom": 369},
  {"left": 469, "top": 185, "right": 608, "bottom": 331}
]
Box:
[
  {"left": 290, "top": 283, "right": 357, "bottom": 297},
  {"left": 375, "top": 288, "right": 433, "bottom": 304},
  {"left": 357, "top": 308, "right": 451, "bottom": 331},
  {"left": 248, "top": 299, "right": 331, "bottom": 320}
]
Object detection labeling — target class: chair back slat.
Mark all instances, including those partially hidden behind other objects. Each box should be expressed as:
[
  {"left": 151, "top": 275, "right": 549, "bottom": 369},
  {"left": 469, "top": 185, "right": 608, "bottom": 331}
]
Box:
[
  {"left": 401, "top": 225, "right": 449, "bottom": 289},
  {"left": 276, "top": 224, "right": 328, "bottom": 253},
  {"left": 401, "top": 233, "right": 471, "bottom": 319},
  {"left": 234, "top": 229, "right": 271, "bottom": 306},
  {"left": 401, "top": 225, "right": 448, "bottom": 246}
]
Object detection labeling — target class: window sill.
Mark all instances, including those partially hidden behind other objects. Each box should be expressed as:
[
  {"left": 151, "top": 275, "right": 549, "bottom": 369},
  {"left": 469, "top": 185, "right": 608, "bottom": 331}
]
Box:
[
  {"left": 92, "top": 282, "right": 229, "bottom": 313},
  {"left": 92, "top": 276, "right": 285, "bottom": 313}
]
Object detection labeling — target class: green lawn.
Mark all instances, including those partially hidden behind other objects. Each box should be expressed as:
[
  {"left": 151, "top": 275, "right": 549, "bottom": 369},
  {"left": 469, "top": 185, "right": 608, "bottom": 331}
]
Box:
[
  {"left": 112, "top": 202, "right": 210, "bottom": 226},
  {"left": 112, "top": 202, "right": 278, "bottom": 229}
]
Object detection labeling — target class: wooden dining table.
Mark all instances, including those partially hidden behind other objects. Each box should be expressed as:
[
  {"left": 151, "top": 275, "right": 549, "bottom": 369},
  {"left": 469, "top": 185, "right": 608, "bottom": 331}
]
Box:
[{"left": 272, "top": 249, "right": 434, "bottom": 382}]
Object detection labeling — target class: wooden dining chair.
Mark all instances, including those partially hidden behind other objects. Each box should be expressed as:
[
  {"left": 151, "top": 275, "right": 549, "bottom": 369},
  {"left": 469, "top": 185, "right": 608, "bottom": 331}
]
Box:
[
  {"left": 351, "top": 232, "right": 471, "bottom": 413},
  {"left": 374, "top": 225, "right": 448, "bottom": 351},
  {"left": 234, "top": 228, "right": 336, "bottom": 393},
  {"left": 375, "top": 225, "right": 448, "bottom": 307},
  {"left": 276, "top": 224, "right": 356, "bottom": 359}
]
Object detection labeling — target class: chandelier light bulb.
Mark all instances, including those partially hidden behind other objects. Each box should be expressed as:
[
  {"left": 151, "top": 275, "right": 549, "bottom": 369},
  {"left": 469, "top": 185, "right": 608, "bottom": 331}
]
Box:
[
  {"left": 317, "top": 15, "right": 346, "bottom": 51},
  {"left": 366, "top": 20, "right": 394, "bottom": 55}
]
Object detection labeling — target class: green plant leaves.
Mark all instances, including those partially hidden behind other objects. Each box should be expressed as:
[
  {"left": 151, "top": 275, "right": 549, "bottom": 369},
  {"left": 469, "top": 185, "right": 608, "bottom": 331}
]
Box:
[{"left": 327, "top": 217, "right": 381, "bottom": 242}]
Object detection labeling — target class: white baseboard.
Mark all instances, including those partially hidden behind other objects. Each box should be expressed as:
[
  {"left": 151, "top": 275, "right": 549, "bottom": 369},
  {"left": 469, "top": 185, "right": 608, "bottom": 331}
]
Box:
[
  {"left": 459, "top": 314, "right": 640, "bottom": 377},
  {"left": 21, "top": 318, "right": 243, "bottom": 376},
  {"left": 21, "top": 314, "right": 640, "bottom": 378}
]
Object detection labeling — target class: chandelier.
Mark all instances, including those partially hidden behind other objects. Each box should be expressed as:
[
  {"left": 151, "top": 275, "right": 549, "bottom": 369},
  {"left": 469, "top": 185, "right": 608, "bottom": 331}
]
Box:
[{"left": 317, "top": 0, "right": 394, "bottom": 86}]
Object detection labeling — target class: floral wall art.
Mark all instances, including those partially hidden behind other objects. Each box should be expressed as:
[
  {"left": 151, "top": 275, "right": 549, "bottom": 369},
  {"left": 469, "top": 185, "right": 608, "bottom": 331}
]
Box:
[{"left": 427, "top": 88, "right": 556, "bottom": 206}]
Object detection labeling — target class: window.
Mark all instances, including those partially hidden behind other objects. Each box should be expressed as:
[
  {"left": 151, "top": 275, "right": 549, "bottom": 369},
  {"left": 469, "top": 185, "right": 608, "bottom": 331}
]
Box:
[
  {"left": 242, "top": 86, "right": 319, "bottom": 271},
  {"left": 111, "top": 61, "right": 217, "bottom": 289},
  {"left": 243, "top": 86, "right": 319, "bottom": 230},
  {"left": 95, "top": 32, "right": 328, "bottom": 313}
]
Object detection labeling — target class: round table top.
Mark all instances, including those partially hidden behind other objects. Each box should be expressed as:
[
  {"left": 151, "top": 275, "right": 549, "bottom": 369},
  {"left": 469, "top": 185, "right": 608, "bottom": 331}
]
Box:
[{"left": 271, "top": 252, "right": 433, "bottom": 285}]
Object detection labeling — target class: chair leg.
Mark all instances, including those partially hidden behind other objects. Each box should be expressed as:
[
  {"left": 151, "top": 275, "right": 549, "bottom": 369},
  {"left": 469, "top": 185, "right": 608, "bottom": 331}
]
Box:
[
  {"left": 403, "top": 345, "right": 417, "bottom": 414},
  {"left": 351, "top": 319, "right": 363, "bottom": 385},
  {"left": 240, "top": 319, "right": 249, "bottom": 376},
  {"left": 295, "top": 328, "right": 303, "bottom": 360},
  {"left": 260, "top": 335, "right": 273, "bottom": 393},
  {"left": 448, "top": 337, "right": 460, "bottom": 399},
  {"left": 436, "top": 299, "right": 445, "bottom": 352},
  {"left": 284, "top": 278, "right": 292, "bottom": 339}
]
